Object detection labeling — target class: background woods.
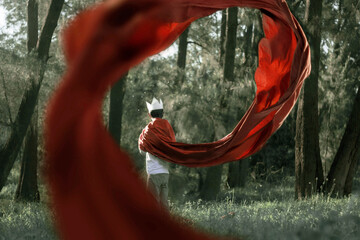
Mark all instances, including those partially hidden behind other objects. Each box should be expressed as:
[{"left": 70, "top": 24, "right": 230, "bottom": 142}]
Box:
[
  {"left": 0, "top": 0, "right": 359, "bottom": 238},
  {"left": 0, "top": 0, "right": 359, "bottom": 201}
]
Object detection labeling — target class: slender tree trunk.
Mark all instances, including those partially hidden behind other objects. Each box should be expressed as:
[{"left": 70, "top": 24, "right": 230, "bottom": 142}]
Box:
[
  {"left": 223, "top": 7, "right": 237, "bottom": 83},
  {"left": 108, "top": 74, "right": 127, "bottom": 145},
  {"left": 27, "top": 0, "right": 38, "bottom": 54},
  {"left": 200, "top": 8, "right": 238, "bottom": 199},
  {"left": 219, "top": 9, "right": 227, "bottom": 67},
  {"left": 15, "top": 111, "right": 40, "bottom": 202},
  {"left": 326, "top": 88, "right": 360, "bottom": 197},
  {"left": 177, "top": 27, "right": 189, "bottom": 69},
  {"left": 344, "top": 155, "right": 359, "bottom": 197},
  {"left": 295, "top": 0, "right": 324, "bottom": 200},
  {"left": 15, "top": 0, "right": 41, "bottom": 202},
  {"left": 0, "top": 69, "right": 44, "bottom": 191},
  {"left": 0, "top": 0, "right": 64, "bottom": 192},
  {"left": 176, "top": 26, "right": 190, "bottom": 87},
  {"left": 223, "top": 7, "right": 245, "bottom": 188},
  {"left": 37, "top": 0, "right": 65, "bottom": 61}
]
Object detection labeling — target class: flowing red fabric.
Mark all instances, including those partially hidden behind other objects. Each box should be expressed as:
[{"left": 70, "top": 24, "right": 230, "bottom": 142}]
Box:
[
  {"left": 45, "top": 0, "right": 310, "bottom": 239},
  {"left": 139, "top": 118, "right": 176, "bottom": 151}
]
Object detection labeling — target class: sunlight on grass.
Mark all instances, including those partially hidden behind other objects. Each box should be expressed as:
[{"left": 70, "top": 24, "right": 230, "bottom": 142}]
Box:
[
  {"left": 0, "top": 171, "right": 359, "bottom": 239},
  {"left": 171, "top": 192, "right": 360, "bottom": 240}
]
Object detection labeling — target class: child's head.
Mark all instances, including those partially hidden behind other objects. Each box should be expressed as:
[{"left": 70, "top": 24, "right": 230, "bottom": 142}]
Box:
[
  {"left": 146, "top": 98, "right": 163, "bottom": 118},
  {"left": 150, "top": 109, "right": 163, "bottom": 118}
]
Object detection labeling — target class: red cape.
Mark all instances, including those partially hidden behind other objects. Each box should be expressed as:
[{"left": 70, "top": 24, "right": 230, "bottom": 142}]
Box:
[
  {"left": 45, "top": 0, "right": 310, "bottom": 239},
  {"left": 139, "top": 118, "right": 176, "bottom": 156}
]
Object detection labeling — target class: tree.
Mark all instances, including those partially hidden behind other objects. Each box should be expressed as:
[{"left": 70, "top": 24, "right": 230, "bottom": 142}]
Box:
[
  {"left": 108, "top": 74, "right": 128, "bottom": 145},
  {"left": 219, "top": 10, "right": 226, "bottom": 67},
  {"left": 295, "top": 0, "right": 360, "bottom": 199},
  {"left": 200, "top": 7, "right": 238, "bottom": 200},
  {"left": 295, "top": 0, "right": 324, "bottom": 199},
  {"left": 177, "top": 26, "right": 190, "bottom": 87},
  {"left": 226, "top": 9, "right": 263, "bottom": 188},
  {"left": 0, "top": 0, "right": 64, "bottom": 192},
  {"left": 14, "top": 0, "right": 40, "bottom": 202},
  {"left": 325, "top": 87, "right": 360, "bottom": 197}
]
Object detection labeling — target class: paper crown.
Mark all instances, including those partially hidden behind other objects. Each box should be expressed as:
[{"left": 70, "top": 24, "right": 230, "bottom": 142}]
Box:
[{"left": 146, "top": 98, "right": 163, "bottom": 113}]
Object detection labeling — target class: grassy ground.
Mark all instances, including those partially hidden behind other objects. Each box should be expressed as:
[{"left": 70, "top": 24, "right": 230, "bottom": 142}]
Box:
[
  {"left": 0, "top": 162, "right": 57, "bottom": 240},
  {"left": 171, "top": 177, "right": 360, "bottom": 240},
  {"left": 0, "top": 164, "right": 359, "bottom": 239}
]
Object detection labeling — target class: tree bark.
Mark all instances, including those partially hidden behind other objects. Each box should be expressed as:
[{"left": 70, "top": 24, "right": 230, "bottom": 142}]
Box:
[
  {"left": 219, "top": 9, "right": 227, "bottom": 67},
  {"left": 223, "top": 7, "right": 238, "bottom": 83},
  {"left": 177, "top": 27, "right": 189, "bottom": 70},
  {"left": 14, "top": 0, "right": 41, "bottom": 202},
  {"left": 16, "top": 0, "right": 41, "bottom": 201},
  {"left": 0, "top": 0, "right": 64, "bottom": 192},
  {"left": 0, "top": 71, "right": 44, "bottom": 191},
  {"left": 37, "top": 0, "right": 65, "bottom": 60},
  {"left": 344, "top": 155, "right": 359, "bottom": 197},
  {"left": 294, "top": 0, "right": 324, "bottom": 200},
  {"left": 326, "top": 88, "right": 360, "bottom": 197},
  {"left": 176, "top": 26, "right": 190, "bottom": 86},
  {"left": 227, "top": 159, "right": 249, "bottom": 188},
  {"left": 200, "top": 8, "right": 238, "bottom": 199},
  {"left": 15, "top": 112, "right": 40, "bottom": 202},
  {"left": 27, "top": 0, "right": 38, "bottom": 53},
  {"left": 108, "top": 74, "right": 127, "bottom": 145},
  {"left": 199, "top": 165, "right": 223, "bottom": 201},
  {"left": 223, "top": 7, "right": 244, "bottom": 188}
]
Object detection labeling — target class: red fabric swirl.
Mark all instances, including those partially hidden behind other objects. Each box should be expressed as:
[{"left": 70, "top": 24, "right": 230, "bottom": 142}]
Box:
[
  {"left": 45, "top": 0, "right": 310, "bottom": 239},
  {"left": 139, "top": 118, "right": 176, "bottom": 154}
]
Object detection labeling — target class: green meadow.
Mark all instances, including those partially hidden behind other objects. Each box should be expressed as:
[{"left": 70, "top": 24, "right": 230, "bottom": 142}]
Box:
[{"left": 1, "top": 163, "right": 359, "bottom": 240}]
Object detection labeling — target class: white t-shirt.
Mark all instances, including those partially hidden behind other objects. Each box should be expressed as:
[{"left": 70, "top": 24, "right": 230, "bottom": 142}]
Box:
[
  {"left": 140, "top": 118, "right": 170, "bottom": 175},
  {"left": 144, "top": 152, "right": 169, "bottom": 175}
]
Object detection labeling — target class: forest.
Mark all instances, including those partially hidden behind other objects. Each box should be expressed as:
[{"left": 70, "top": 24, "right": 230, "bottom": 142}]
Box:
[{"left": 0, "top": 0, "right": 359, "bottom": 239}]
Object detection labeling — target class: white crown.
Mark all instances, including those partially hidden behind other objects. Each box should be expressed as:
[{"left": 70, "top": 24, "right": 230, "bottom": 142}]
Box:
[{"left": 146, "top": 98, "right": 163, "bottom": 113}]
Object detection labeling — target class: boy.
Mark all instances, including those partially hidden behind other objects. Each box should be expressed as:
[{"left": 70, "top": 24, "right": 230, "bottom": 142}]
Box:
[{"left": 138, "top": 98, "right": 175, "bottom": 208}]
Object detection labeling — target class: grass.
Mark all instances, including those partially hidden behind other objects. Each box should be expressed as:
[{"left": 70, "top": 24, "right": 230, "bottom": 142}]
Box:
[
  {"left": 0, "top": 161, "right": 57, "bottom": 240},
  {"left": 171, "top": 191, "right": 360, "bottom": 239},
  {"left": 0, "top": 163, "right": 359, "bottom": 239}
]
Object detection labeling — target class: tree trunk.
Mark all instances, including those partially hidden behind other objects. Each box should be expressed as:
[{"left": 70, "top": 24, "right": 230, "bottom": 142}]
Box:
[
  {"left": 14, "top": 0, "right": 41, "bottom": 202},
  {"left": 177, "top": 26, "right": 190, "bottom": 87},
  {"left": 223, "top": 7, "right": 238, "bottom": 83},
  {"left": 344, "top": 156, "right": 359, "bottom": 197},
  {"left": 200, "top": 8, "right": 238, "bottom": 199},
  {"left": 0, "top": 0, "right": 64, "bottom": 192},
  {"left": 176, "top": 26, "right": 190, "bottom": 86},
  {"left": 0, "top": 71, "right": 44, "bottom": 191},
  {"left": 108, "top": 74, "right": 127, "bottom": 145},
  {"left": 177, "top": 26, "right": 189, "bottom": 70},
  {"left": 199, "top": 165, "right": 223, "bottom": 201},
  {"left": 326, "top": 88, "right": 360, "bottom": 197},
  {"left": 15, "top": 112, "right": 40, "bottom": 202},
  {"left": 227, "top": 159, "right": 249, "bottom": 188},
  {"left": 223, "top": 7, "right": 244, "bottom": 188},
  {"left": 37, "top": 0, "right": 65, "bottom": 61},
  {"left": 219, "top": 9, "right": 227, "bottom": 66},
  {"left": 294, "top": 0, "right": 324, "bottom": 200},
  {"left": 27, "top": 0, "right": 38, "bottom": 53}
]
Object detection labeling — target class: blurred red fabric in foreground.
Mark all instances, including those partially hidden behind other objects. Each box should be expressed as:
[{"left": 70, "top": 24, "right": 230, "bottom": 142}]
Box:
[{"left": 45, "top": 0, "right": 310, "bottom": 239}]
